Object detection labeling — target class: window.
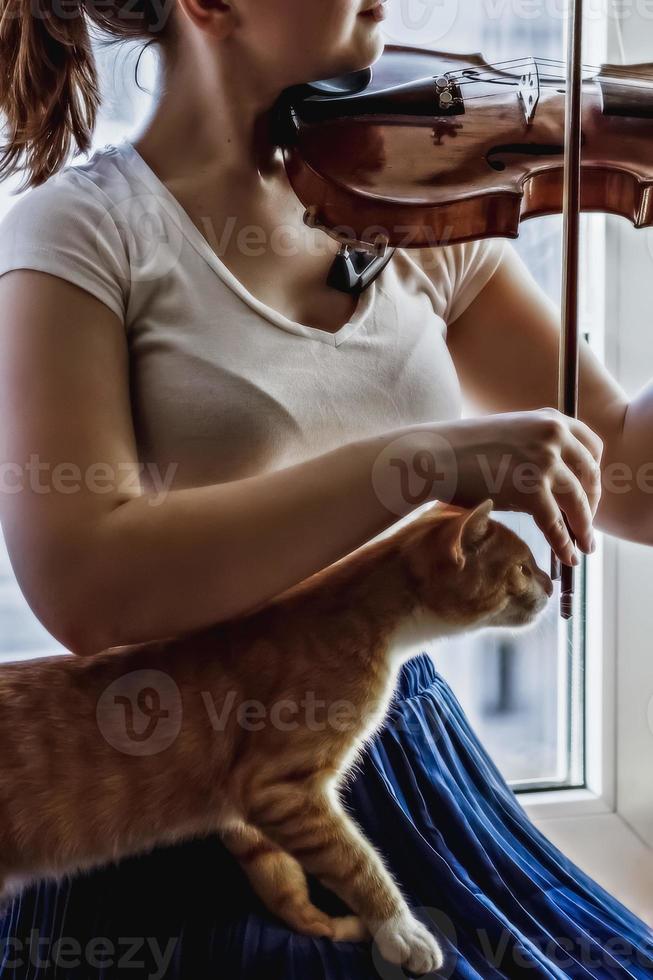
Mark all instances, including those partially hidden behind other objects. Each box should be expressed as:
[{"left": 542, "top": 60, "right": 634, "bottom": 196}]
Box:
[{"left": 435, "top": 520, "right": 587, "bottom": 790}]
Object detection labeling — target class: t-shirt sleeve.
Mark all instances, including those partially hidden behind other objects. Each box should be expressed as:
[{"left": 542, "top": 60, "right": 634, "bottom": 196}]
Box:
[
  {"left": 442, "top": 237, "right": 507, "bottom": 325},
  {"left": 0, "top": 170, "right": 129, "bottom": 322}
]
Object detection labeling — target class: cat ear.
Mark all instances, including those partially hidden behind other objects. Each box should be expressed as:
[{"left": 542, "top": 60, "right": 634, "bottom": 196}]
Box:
[
  {"left": 461, "top": 498, "right": 494, "bottom": 549},
  {"left": 447, "top": 498, "right": 495, "bottom": 568}
]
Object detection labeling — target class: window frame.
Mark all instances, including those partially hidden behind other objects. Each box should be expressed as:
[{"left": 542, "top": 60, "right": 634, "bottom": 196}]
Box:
[{"left": 523, "top": 188, "right": 653, "bottom": 911}]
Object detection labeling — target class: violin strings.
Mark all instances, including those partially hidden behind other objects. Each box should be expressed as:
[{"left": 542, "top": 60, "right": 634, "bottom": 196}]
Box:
[
  {"left": 535, "top": 56, "right": 653, "bottom": 81},
  {"left": 459, "top": 79, "right": 653, "bottom": 104},
  {"left": 455, "top": 66, "right": 566, "bottom": 85},
  {"left": 444, "top": 59, "right": 588, "bottom": 88},
  {"left": 448, "top": 64, "right": 561, "bottom": 90},
  {"left": 453, "top": 61, "right": 650, "bottom": 85},
  {"left": 463, "top": 55, "right": 653, "bottom": 80},
  {"left": 442, "top": 55, "right": 653, "bottom": 84},
  {"left": 440, "top": 57, "right": 653, "bottom": 99},
  {"left": 444, "top": 57, "right": 551, "bottom": 81}
]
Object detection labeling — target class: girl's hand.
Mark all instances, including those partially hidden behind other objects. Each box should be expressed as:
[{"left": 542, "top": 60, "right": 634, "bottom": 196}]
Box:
[{"left": 401, "top": 409, "right": 603, "bottom": 566}]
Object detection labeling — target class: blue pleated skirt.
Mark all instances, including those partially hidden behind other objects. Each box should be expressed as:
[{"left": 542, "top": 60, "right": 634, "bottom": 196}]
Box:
[{"left": 2, "top": 653, "right": 652, "bottom": 979}]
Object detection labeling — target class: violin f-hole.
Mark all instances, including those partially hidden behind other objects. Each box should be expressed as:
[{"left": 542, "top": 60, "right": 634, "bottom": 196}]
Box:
[{"left": 486, "top": 143, "right": 565, "bottom": 172}]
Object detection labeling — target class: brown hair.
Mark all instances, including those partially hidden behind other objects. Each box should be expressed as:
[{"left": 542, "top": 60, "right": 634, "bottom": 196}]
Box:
[{"left": 0, "top": 0, "right": 173, "bottom": 189}]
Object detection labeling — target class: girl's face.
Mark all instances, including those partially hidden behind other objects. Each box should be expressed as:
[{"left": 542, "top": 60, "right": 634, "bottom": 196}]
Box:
[{"left": 232, "top": 0, "right": 388, "bottom": 89}]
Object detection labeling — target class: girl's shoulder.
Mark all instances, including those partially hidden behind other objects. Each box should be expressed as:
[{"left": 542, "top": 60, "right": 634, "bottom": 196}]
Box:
[
  {"left": 0, "top": 143, "right": 138, "bottom": 230},
  {"left": 394, "top": 237, "right": 508, "bottom": 326},
  {"left": 0, "top": 144, "right": 142, "bottom": 323}
]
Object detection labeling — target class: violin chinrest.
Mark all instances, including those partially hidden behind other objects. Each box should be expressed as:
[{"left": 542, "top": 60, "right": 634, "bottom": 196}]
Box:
[{"left": 301, "top": 68, "right": 373, "bottom": 98}]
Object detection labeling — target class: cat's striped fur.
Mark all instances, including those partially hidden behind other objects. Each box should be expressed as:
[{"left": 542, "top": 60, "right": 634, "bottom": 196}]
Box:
[{"left": 0, "top": 498, "right": 552, "bottom": 974}]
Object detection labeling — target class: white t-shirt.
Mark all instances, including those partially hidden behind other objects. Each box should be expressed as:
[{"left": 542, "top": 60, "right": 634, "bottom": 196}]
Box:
[{"left": 0, "top": 141, "right": 506, "bottom": 492}]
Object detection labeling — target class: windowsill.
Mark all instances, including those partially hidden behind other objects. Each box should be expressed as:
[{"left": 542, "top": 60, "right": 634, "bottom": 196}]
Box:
[
  {"left": 530, "top": 810, "right": 653, "bottom": 927},
  {"left": 518, "top": 787, "right": 613, "bottom": 820}
]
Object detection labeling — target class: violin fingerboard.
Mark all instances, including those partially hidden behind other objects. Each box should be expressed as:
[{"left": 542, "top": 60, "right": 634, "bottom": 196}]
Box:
[{"left": 598, "top": 64, "right": 653, "bottom": 118}]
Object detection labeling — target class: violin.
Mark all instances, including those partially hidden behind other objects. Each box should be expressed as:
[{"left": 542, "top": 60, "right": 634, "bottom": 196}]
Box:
[
  {"left": 278, "top": 45, "right": 653, "bottom": 247},
  {"left": 276, "top": 39, "right": 653, "bottom": 618}
]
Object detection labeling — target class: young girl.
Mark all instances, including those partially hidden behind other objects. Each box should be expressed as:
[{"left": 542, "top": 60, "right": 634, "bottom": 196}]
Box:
[{"left": 0, "top": 1, "right": 652, "bottom": 976}]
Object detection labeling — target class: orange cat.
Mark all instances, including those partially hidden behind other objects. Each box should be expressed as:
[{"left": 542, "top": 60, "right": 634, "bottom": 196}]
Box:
[{"left": 0, "top": 498, "right": 552, "bottom": 974}]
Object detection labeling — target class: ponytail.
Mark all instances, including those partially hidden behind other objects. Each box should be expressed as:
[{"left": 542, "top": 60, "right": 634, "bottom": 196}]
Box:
[
  {"left": 0, "top": 0, "right": 99, "bottom": 188},
  {"left": 0, "top": 0, "right": 172, "bottom": 189}
]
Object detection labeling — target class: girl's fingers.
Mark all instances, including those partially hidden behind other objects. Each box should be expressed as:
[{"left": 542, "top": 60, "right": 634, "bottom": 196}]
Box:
[
  {"left": 549, "top": 463, "right": 595, "bottom": 555},
  {"left": 559, "top": 438, "right": 602, "bottom": 532},
  {"left": 562, "top": 420, "right": 603, "bottom": 519},
  {"left": 531, "top": 486, "right": 579, "bottom": 566},
  {"left": 566, "top": 415, "right": 605, "bottom": 468}
]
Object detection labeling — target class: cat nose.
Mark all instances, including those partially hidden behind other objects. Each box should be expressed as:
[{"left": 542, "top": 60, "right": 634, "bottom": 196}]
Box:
[{"left": 541, "top": 572, "right": 554, "bottom": 597}]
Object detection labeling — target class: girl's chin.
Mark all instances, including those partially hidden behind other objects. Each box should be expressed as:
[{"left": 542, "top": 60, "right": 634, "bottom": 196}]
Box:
[
  {"left": 348, "top": 27, "right": 385, "bottom": 68},
  {"left": 306, "top": 24, "right": 385, "bottom": 84}
]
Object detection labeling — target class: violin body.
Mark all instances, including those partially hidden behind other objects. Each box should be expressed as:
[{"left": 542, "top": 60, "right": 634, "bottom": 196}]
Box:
[{"left": 280, "top": 46, "right": 653, "bottom": 248}]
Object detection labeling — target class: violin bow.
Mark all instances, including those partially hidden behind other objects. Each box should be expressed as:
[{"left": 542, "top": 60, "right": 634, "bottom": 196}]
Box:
[{"left": 551, "top": 0, "right": 585, "bottom": 619}]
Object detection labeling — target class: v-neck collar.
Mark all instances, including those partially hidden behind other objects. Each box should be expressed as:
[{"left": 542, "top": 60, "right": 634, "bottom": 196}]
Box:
[{"left": 114, "top": 140, "right": 375, "bottom": 348}]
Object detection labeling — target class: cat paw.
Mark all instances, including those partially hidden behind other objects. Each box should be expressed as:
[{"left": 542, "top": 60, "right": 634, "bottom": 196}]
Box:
[
  {"left": 288, "top": 907, "right": 336, "bottom": 939},
  {"left": 373, "top": 912, "right": 444, "bottom": 975},
  {"left": 331, "top": 915, "right": 370, "bottom": 942},
  {"left": 290, "top": 911, "right": 369, "bottom": 943}
]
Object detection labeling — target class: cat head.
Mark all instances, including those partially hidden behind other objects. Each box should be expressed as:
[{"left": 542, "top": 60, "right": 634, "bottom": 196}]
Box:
[{"left": 400, "top": 499, "right": 554, "bottom": 632}]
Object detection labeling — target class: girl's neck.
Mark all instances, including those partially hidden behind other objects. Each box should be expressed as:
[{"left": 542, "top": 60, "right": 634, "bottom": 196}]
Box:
[{"left": 133, "top": 39, "right": 284, "bottom": 184}]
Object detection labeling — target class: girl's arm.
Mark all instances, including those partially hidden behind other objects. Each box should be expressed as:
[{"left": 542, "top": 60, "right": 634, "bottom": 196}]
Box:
[
  {"left": 0, "top": 268, "right": 600, "bottom": 657},
  {"left": 0, "top": 270, "right": 427, "bottom": 656}
]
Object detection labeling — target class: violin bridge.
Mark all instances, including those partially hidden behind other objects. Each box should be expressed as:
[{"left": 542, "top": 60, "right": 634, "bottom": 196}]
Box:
[{"left": 518, "top": 59, "right": 541, "bottom": 126}]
